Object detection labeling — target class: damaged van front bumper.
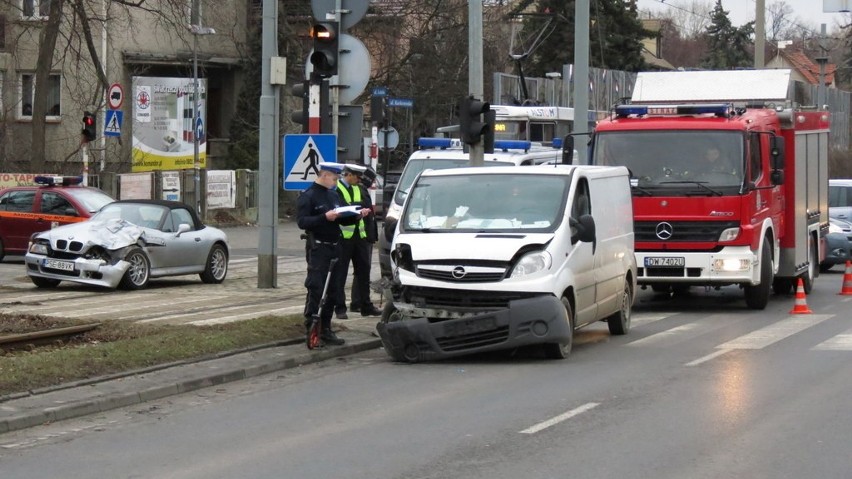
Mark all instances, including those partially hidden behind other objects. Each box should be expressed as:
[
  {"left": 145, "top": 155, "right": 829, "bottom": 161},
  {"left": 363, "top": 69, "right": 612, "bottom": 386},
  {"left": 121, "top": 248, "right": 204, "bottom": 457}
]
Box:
[{"left": 376, "top": 294, "right": 570, "bottom": 362}]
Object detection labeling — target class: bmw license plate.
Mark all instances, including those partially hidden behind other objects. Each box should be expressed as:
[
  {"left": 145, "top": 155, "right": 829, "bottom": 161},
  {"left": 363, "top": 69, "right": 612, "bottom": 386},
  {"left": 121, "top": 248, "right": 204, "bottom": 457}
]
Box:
[
  {"left": 444, "top": 316, "right": 496, "bottom": 336},
  {"left": 43, "top": 258, "right": 74, "bottom": 271},
  {"left": 644, "top": 257, "right": 685, "bottom": 267}
]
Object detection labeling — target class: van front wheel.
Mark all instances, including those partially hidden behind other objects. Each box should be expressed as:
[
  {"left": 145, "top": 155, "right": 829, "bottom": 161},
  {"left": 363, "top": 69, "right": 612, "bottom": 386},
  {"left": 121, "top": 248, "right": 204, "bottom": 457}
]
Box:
[
  {"left": 543, "top": 297, "right": 574, "bottom": 359},
  {"left": 607, "top": 279, "right": 633, "bottom": 335}
]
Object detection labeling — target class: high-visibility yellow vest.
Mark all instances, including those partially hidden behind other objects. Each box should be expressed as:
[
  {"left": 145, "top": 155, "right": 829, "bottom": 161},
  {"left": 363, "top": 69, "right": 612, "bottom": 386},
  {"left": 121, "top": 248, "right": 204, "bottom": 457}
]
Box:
[{"left": 337, "top": 180, "right": 366, "bottom": 239}]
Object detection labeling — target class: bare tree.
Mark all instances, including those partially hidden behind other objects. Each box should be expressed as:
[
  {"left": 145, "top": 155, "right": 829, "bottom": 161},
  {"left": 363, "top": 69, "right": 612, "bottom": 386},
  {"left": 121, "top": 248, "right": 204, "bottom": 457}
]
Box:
[{"left": 640, "top": 0, "right": 712, "bottom": 40}]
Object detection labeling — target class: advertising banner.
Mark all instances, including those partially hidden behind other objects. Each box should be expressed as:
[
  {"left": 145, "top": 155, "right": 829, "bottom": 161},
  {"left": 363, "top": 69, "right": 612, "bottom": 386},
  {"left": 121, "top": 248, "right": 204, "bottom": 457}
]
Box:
[
  {"left": 131, "top": 76, "right": 208, "bottom": 172},
  {"left": 206, "top": 170, "right": 236, "bottom": 209}
]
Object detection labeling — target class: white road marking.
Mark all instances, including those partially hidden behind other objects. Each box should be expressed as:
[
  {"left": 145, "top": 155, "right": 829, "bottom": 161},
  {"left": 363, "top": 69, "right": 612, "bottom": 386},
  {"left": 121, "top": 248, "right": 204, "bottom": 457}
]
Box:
[
  {"left": 685, "top": 348, "right": 732, "bottom": 367},
  {"left": 813, "top": 331, "right": 852, "bottom": 351},
  {"left": 716, "top": 315, "right": 833, "bottom": 350},
  {"left": 631, "top": 313, "right": 677, "bottom": 327},
  {"left": 519, "top": 402, "right": 600, "bottom": 434},
  {"left": 626, "top": 323, "right": 701, "bottom": 347}
]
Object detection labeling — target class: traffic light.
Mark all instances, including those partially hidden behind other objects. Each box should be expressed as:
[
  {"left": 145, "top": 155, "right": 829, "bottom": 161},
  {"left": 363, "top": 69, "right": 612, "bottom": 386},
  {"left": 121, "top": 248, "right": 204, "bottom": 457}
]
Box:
[
  {"left": 309, "top": 22, "right": 339, "bottom": 78},
  {"left": 483, "top": 109, "right": 496, "bottom": 154},
  {"left": 458, "top": 96, "right": 490, "bottom": 145},
  {"left": 82, "top": 111, "right": 97, "bottom": 143},
  {"left": 290, "top": 81, "right": 309, "bottom": 133}
]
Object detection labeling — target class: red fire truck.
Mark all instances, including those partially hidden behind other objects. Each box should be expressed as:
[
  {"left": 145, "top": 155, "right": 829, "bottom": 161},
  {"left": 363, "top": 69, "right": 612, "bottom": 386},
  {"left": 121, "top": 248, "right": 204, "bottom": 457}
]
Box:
[{"left": 585, "top": 69, "right": 830, "bottom": 309}]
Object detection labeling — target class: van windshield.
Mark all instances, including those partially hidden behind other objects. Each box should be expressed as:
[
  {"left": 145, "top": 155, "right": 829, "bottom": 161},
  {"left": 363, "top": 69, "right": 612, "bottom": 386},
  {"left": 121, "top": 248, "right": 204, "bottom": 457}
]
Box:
[
  {"left": 401, "top": 173, "right": 568, "bottom": 233},
  {"left": 394, "top": 158, "right": 513, "bottom": 207},
  {"left": 593, "top": 130, "right": 744, "bottom": 195}
]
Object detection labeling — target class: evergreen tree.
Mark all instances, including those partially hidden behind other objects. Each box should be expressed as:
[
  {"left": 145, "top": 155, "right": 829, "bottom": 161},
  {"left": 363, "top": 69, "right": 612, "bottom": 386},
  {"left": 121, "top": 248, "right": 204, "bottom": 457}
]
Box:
[
  {"left": 511, "top": 0, "right": 650, "bottom": 77},
  {"left": 701, "top": 0, "right": 754, "bottom": 69}
]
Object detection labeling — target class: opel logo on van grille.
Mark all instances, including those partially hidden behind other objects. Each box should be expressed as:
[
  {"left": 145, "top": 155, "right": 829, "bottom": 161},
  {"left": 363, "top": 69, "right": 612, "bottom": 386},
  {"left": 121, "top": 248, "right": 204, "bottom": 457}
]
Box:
[
  {"left": 655, "top": 222, "right": 674, "bottom": 240},
  {"left": 451, "top": 266, "right": 467, "bottom": 279}
]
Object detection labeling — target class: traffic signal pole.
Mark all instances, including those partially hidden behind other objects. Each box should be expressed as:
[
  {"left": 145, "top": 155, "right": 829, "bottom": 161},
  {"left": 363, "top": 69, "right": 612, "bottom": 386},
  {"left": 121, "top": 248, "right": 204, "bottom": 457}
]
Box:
[
  {"left": 257, "top": 0, "right": 280, "bottom": 288},
  {"left": 468, "top": 0, "right": 484, "bottom": 166}
]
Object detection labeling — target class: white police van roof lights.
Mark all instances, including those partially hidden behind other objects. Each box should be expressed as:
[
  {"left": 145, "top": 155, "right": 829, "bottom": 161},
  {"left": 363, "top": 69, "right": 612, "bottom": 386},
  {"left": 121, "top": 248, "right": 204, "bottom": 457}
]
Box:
[
  {"left": 614, "top": 103, "right": 733, "bottom": 119},
  {"left": 34, "top": 175, "right": 84, "bottom": 187}
]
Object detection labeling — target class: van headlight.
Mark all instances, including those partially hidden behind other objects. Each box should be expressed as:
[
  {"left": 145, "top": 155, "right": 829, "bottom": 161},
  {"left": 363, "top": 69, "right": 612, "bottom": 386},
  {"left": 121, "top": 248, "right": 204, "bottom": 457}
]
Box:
[
  {"left": 718, "top": 227, "right": 740, "bottom": 242},
  {"left": 510, "top": 251, "right": 552, "bottom": 278}
]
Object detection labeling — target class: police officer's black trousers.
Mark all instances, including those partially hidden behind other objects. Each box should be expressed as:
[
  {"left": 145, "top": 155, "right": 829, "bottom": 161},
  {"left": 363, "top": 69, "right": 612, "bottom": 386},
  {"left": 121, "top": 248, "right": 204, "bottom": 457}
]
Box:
[
  {"left": 304, "top": 242, "right": 341, "bottom": 329},
  {"left": 331, "top": 237, "right": 372, "bottom": 313}
]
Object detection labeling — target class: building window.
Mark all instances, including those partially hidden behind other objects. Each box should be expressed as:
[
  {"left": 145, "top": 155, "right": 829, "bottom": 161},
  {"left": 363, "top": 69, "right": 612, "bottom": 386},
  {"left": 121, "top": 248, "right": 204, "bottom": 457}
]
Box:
[
  {"left": 19, "top": 73, "right": 61, "bottom": 120},
  {"left": 22, "top": 0, "right": 51, "bottom": 18}
]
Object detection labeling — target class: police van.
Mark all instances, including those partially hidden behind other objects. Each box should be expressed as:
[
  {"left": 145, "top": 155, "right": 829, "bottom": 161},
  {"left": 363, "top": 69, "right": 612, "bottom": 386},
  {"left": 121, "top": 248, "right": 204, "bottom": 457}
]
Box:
[{"left": 378, "top": 138, "right": 564, "bottom": 278}]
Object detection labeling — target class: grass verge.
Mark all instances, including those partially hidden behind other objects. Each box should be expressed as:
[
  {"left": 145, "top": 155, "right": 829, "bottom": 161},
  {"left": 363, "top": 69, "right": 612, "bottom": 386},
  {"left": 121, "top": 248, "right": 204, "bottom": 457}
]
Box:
[{"left": 0, "top": 313, "right": 305, "bottom": 397}]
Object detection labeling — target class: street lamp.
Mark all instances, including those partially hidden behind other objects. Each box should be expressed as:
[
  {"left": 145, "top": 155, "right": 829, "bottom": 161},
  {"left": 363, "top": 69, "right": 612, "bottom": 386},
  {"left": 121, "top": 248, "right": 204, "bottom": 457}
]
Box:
[{"left": 189, "top": 23, "right": 216, "bottom": 215}]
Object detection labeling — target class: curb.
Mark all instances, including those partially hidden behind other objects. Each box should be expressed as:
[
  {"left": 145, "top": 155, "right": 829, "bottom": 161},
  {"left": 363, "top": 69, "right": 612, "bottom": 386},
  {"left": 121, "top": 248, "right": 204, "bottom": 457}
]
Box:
[{"left": 0, "top": 337, "right": 382, "bottom": 435}]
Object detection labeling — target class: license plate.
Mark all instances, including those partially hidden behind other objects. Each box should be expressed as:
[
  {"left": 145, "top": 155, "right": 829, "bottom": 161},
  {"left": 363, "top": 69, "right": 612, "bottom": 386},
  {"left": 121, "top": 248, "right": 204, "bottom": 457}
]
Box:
[
  {"left": 444, "top": 316, "right": 497, "bottom": 336},
  {"left": 644, "top": 256, "right": 685, "bottom": 267},
  {"left": 43, "top": 258, "right": 74, "bottom": 271}
]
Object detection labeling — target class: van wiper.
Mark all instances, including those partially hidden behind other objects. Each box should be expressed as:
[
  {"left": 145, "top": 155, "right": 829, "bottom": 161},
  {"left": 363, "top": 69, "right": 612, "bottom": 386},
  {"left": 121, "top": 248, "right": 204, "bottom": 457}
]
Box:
[{"left": 658, "top": 180, "right": 723, "bottom": 196}]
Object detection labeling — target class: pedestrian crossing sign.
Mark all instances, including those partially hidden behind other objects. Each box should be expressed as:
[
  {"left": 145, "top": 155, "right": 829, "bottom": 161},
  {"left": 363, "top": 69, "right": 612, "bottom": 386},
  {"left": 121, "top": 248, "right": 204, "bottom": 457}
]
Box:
[
  {"left": 283, "top": 134, "right": 337, "bottom": 191},
  {"left": 104, "top": 110, "right": 123, "bottom": 137}
]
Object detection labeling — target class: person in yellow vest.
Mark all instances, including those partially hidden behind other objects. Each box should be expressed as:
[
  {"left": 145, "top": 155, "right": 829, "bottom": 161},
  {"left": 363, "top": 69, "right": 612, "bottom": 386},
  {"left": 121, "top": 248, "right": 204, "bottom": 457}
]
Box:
[{"left": 330, "top": 164, "right": 382, "bottom": 319}]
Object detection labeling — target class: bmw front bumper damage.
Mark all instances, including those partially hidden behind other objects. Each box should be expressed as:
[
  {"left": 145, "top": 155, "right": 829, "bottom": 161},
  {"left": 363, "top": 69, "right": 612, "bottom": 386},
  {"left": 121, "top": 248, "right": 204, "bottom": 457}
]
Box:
[
  {"left": 376, "top": 294, "right": 570, "bottom": 362},
  {"left": 25, "top": 251, "right": 132, "bottom": 289}
]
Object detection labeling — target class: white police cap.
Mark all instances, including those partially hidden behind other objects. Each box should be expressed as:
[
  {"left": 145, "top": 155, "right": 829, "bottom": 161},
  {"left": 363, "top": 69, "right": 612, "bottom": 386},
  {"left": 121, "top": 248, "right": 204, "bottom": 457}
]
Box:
[
  {"left": 343, "top": 164, "right": 367, "bottom": 176},
  {"left": 318, "top": 162, "right": 344, "bottom": 174}
]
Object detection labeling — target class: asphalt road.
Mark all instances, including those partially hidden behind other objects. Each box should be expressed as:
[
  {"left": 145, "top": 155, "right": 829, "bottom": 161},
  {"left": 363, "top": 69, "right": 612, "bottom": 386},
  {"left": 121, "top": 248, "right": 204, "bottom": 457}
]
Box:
[{"left": 2, "top": 268, "right": 852, "bottom": 477}]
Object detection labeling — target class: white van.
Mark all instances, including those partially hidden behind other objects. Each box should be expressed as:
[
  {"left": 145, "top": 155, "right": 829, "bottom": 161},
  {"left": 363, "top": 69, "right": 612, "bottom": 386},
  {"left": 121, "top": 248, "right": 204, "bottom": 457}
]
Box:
[
  {"left": 379, "top": 138, "right": 563, "bottom": 278},
  {"left": 377, "top": 165, "right": 637, "bottom": 362}
]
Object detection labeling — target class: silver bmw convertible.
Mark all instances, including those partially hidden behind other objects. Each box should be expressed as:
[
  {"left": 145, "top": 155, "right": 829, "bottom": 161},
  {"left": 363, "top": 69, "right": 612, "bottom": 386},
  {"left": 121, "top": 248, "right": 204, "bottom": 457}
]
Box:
[{"left": 24, "top": 200, "right": 229, "bottom": 290}]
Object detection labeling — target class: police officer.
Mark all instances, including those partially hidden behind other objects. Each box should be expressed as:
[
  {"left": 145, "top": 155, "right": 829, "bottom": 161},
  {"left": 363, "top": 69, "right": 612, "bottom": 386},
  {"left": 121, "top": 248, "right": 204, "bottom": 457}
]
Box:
[
  {"left": 349, "top": 167, "right": 381, "bottom": 315},
  {"left": 330, "top": 165, "right": 382, "bottom": 319},
  {"left": 296, "top": 162, "right": 369, "bottom": 346}
]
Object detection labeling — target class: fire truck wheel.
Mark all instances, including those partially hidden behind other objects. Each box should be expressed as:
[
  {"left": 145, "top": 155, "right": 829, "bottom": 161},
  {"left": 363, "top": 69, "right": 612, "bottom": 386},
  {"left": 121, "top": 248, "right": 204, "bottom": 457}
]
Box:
[
  {"left": 800, "top": 240, "right": 817, "bottom": 294},
  {"left": 745, "top": 238, "right": 773, "bottom": 310},
  {"left": 772, "top": 278, "right": 794, "bottom": 295}
]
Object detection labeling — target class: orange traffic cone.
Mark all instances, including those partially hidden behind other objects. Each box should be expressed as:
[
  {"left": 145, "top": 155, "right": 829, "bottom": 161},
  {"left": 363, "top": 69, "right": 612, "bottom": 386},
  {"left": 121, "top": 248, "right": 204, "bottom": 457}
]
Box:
[
  {"left": 840, "top": 261, "right": 852, "bottom": 296},
  {"left": 789, "top": 278, "right": 813, "bottom": 314}
]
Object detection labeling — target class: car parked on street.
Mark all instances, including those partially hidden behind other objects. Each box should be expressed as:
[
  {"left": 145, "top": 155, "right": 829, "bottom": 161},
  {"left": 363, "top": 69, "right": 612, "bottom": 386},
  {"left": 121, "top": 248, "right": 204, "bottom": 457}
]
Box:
[
  {"left": 821, "top": 217, "right": 852, "bottom": 272},
  {"left": 0, "top": 176, "right": 114, "bottom": 262},
  {"left": 25, "top": 200, "right": 229, "bottom": 290},
  {"left": 829, "top": 178, "right": 852, "bottom": 222}
]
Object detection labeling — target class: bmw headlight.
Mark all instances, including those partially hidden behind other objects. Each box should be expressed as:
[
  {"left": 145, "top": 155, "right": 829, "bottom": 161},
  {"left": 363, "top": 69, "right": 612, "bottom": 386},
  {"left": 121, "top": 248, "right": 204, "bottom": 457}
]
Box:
[
  {"left": 29, "top": 242, "right": 49, "bottom": 255},
  {"left": 510, "top": 251, "right": 552, "bottom": 278}
]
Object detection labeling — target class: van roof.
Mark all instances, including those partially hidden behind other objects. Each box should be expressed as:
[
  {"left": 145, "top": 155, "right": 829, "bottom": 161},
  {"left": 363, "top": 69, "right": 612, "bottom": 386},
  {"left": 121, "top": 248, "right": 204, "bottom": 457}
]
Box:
[{"left": 420, "top": 164, "right": 629, "bottom": 179}]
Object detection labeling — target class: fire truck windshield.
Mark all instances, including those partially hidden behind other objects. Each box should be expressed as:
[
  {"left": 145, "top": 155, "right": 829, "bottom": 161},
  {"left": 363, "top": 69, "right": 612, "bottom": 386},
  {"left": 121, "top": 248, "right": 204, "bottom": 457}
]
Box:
[{"left": 593, "top": 130, "right": 744, "bottom": 194}]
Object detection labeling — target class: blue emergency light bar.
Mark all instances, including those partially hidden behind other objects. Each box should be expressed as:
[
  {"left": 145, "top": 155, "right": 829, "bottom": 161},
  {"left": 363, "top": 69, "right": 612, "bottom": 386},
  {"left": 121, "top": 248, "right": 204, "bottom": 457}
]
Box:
[
  {"left": 552, "top": 137, "right": 563, "bottom": 148},
  {"left": 417, "top": 138, "right": 533, "bottom": 152},
  {"left": 615, "top": 103, "right": 733, "bottom": 118},
  {"left": 34, "top": 175, "right": 84, "bottom": 187}
]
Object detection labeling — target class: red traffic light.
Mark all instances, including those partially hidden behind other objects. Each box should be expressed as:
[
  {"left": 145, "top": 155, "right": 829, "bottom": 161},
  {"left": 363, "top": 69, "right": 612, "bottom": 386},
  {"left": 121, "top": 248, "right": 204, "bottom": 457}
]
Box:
[{"left": 82, "top": 111, "right": 97, "bottom": 142}]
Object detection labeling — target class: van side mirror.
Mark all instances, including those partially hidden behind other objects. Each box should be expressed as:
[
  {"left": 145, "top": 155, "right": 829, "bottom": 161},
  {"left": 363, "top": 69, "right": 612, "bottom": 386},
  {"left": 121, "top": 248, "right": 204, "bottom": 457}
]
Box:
[
  {"left": 570, "top": 214, "right": 596, "bottom": 244},
  {"left": 770, "top": 136, "right": 785, "bottom": 170},
  {"left": 562, "top": 135, "right": 574, "bottom": 165}
]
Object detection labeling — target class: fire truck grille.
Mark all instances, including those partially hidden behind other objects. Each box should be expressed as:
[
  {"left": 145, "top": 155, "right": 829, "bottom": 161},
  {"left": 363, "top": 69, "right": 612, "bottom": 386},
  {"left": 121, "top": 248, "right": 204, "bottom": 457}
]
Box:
[{"left": 634, "top": 221, "right": 740, "bottom": 242}]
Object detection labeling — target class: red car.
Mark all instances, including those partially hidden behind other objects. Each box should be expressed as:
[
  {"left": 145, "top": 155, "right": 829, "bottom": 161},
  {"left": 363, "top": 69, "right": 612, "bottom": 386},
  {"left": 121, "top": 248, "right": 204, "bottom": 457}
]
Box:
[{"left": 0, "top": 176, "right": 114, "bottom": 261}]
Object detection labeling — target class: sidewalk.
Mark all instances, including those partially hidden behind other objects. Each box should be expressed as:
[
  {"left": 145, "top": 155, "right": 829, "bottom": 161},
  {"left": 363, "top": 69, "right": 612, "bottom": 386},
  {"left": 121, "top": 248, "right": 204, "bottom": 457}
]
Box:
[{"left": 0, "top": 316, "right": 383, "bottom": 435}]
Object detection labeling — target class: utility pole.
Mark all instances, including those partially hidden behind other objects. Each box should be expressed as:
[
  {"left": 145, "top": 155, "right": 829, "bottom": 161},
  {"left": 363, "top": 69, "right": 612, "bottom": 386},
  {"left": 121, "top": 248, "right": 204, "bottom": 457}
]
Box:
[
  {"left": 755, "top": 0, "right": 765, "bottom": 68},
  {"left": 816, "top": 24, "right": 829, "bottom": 109},
  {"left": 257, "top": 0, "right": 281, "bottom": 288},
  {"left": 468, "top": 1, "right": 484, "bottom": 166},
  {"left": 573, "top": 0, "right": 590, "bottom": 165}
]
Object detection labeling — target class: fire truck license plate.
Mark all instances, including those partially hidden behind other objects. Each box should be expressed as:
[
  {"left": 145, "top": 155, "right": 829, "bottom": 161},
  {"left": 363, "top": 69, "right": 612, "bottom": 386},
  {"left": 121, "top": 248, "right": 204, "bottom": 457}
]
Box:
[
  {"left": 43, "top": 259, "right": 74, "bottom": 271},
  {"left": 644, "top": 257, "right": 685, "bottom": 267}
]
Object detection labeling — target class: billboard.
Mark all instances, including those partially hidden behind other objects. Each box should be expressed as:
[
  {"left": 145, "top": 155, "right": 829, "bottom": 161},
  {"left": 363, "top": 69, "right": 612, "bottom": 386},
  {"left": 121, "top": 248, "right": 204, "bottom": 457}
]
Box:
[{"left": 131, "top": 76, "right": 208, "bottom": 172}]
